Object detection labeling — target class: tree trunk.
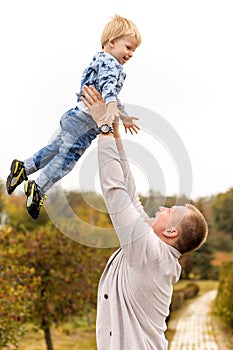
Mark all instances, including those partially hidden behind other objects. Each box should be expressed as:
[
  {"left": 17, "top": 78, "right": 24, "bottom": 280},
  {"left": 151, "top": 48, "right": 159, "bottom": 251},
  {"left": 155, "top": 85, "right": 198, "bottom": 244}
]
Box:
[
  {"left": 86, "top": 309, "right": 92, "bottom": 327},
  {"left": 43, "top": 325, "right": 53, "bottom": 350}
]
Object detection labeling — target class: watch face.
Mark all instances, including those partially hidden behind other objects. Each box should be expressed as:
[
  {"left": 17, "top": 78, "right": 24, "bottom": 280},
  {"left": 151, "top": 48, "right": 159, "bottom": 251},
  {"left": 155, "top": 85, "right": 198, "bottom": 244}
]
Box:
[
  {"left": 99, "top": 124, "right": 112, "bottom": 134},
  {"left": 101, "top": 124, "right": 110, "bottom": 133}
]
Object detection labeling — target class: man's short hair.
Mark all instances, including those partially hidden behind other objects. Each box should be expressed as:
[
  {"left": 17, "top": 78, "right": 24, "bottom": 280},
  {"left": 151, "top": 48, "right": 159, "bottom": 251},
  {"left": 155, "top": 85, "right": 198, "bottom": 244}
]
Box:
[{"left": 175, "top": 204, "right": 208, "bottom": 254}]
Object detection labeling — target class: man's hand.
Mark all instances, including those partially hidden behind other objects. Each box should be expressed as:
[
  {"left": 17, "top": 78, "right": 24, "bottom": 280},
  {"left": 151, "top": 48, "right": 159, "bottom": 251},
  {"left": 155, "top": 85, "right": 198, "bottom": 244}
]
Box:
[
  {"left": 81, "top": 85, "right": 107, "bottom": 126},
  {"left": 81, "top": 85, "right": 140, "bottom": 135},
  {"left": 100, "top": 101, "right": 122, "bottom": 124}
]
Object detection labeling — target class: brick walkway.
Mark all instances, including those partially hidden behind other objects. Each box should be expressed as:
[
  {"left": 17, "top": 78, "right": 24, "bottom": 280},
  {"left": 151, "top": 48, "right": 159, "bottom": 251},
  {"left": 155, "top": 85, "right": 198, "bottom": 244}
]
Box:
[{"left": 169, "top": 290, "right": 219, "bottom": 350}]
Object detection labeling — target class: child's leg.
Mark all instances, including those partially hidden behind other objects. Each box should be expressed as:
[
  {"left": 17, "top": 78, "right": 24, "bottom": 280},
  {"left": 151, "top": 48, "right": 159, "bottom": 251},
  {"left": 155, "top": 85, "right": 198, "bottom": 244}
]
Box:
[
  {"left": 23, "top": 109, "right": 97, "bottom": 219},
  {"left": 34, "top": 126, "right": 98, "bottom": 194},
  {"left": 24, "top": 130, "right": 63, "bottom": 175},
  {"left": 6, "top": 131, "right": 64, "bottom": 195},
  {"left": 24, "top": 108, "right": 96, "bottom": 176}
]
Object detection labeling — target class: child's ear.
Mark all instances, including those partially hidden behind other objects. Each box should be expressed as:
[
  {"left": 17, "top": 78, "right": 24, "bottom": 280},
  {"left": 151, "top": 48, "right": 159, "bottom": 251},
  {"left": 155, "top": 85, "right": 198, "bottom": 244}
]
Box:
[{"left": 109, "top": 39, "right": 115, "bottom": 48}]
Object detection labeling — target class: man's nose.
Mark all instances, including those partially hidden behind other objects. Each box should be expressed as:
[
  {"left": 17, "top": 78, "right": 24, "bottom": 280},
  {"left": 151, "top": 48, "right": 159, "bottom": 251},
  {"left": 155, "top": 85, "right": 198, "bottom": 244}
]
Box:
[{"left": 159, "top": 206, "right": 169, "bottom": 213}]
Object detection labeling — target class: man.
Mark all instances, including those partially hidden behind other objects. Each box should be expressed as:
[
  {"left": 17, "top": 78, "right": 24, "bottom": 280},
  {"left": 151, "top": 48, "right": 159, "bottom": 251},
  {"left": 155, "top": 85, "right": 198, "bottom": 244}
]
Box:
[{"left": 81, "top": 85, "right": 208, "bottom": 350}]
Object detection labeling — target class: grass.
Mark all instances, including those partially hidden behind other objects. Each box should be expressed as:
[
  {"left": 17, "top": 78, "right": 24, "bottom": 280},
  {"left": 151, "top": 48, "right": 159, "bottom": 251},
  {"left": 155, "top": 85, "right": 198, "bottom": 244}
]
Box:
[
  {"left": 173, "top": 279, "right": 219, "bottom": 294},
  {"left": 7, "top": 320, "right": 97, "bottom": 350}
]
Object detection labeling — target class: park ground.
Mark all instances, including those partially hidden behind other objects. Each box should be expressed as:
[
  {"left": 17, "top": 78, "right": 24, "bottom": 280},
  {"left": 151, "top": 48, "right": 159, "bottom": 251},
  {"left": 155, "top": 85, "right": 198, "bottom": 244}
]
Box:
[{"left": 7, "top": 280, "right": 233, "bottom": 350}]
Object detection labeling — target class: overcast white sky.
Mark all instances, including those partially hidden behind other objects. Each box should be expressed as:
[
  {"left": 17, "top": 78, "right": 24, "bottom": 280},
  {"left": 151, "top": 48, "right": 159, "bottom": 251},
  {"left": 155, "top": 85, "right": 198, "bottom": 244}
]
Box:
[{"left": 1, "top": 0, "right": 233, "bottom": 200}]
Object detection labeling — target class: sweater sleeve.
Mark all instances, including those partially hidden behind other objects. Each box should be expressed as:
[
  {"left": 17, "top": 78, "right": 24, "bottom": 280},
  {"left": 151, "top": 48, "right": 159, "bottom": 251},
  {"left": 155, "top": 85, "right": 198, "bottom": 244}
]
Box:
[
  {"left": 118, "top": 148, "right": 148, "bottom": 219},
  {"left": 98, "top": 137, "right": 157, "bottom": 255}
]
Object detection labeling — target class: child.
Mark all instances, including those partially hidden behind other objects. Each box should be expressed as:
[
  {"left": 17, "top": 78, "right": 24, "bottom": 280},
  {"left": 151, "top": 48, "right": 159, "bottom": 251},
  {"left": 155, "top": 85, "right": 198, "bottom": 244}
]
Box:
[{"left": 6, "top": 14, "right": 141, "bottom": 219}]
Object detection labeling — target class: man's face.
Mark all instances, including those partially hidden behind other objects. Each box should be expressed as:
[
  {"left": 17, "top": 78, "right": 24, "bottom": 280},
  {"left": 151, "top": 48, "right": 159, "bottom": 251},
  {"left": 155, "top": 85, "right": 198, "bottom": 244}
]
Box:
[{"left": 153, "top": 206, "right": 188, "bottom": 234}]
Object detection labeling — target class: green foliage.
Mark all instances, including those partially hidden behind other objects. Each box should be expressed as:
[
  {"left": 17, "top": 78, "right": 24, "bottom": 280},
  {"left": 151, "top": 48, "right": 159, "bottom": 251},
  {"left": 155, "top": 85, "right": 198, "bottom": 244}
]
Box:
[
  {"left": 0, "top": 227, "right": 39, "bottom": 349},
  {"left": 143, "top": 190, "right": 190, "bottom": 217},
  {"left": 4, "top": 193, "right": 50, "bottom": 231},
  {"left": 212, "top": 188, "right": 233, "bottom": 236},
  {"left": 0, "top": 224, "right": 113, "bottom": 349},
  {"left": 208, "top": 231, "right": 233, "bottom": 252},
  {"left": 215, "top": 262, "right": 233, "bottom": 330},
  {"left": 45, "top": 189, "right": 119, "bottom": 248},
  {"left": 190, "top": 241, "right": 218, "bottom": 280},
  {"left": 179, "top": 242, "right": 218, "bottom": 280},
  {"left": 0, "top": 180, "right": 7, "bottom": 222}
]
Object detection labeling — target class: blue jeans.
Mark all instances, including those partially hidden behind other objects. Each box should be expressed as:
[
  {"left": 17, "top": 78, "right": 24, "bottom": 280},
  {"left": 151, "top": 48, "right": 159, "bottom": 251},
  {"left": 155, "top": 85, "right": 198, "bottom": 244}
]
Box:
[{"left": 24, "top": 108, "right": 98, "bottom": 194}]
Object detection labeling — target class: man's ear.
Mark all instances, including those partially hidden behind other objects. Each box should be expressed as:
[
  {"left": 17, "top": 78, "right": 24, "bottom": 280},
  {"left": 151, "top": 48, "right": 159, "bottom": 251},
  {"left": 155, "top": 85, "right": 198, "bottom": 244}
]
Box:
[{"left": 163, "top": 228, "right": 179, "bottom": 238}]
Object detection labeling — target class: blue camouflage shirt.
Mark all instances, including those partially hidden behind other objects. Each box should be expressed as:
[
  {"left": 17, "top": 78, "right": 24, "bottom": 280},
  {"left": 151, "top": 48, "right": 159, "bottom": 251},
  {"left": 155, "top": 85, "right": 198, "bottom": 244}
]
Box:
[{"left": 77, "top": 52, "right": 127, "bottom": 108}]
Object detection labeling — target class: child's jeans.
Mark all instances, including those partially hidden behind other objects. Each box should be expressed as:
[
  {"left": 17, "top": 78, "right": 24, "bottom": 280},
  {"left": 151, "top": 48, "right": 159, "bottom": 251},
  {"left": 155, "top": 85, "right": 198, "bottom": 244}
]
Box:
[{"left": 24, "top": 108, "right": 98, "bottom": 194}]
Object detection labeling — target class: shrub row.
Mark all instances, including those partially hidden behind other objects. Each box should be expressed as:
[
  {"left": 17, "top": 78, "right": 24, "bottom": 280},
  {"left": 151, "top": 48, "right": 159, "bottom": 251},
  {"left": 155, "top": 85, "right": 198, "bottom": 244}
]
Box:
[
  {"left": 215, "top": 261, "right": 233, "bottom": 330},
  {"left": 170, "top": 283, "right": 200, "bottom": 312}
]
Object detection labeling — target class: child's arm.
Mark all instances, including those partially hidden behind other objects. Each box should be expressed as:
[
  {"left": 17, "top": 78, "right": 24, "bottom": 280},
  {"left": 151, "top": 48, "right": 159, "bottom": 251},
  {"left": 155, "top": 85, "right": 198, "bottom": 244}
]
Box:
[
  {"left": 121, "top": 115, "right": 140, "bottom": 135},
  {"left": 96, "top": 54, "right": 140, "bottom": 133},
  {"left": 117, "top": 100, "right": 140, "bottom": 135},
  {"left": 96, "top": 54, "right": 126, "bottom": 123},
  {"left": 100, "top": 102, "right": 140, "bottom": 134}
]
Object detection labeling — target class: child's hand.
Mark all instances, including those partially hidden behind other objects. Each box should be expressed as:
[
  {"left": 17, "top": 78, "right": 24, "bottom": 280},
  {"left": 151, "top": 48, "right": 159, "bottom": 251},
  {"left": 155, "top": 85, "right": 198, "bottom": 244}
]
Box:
[
  {"left": 100, "top": 101, "right": 121, "bottom": 124},
  {"left": 121, "top": 115, "right": 140, "bottom": 135}
]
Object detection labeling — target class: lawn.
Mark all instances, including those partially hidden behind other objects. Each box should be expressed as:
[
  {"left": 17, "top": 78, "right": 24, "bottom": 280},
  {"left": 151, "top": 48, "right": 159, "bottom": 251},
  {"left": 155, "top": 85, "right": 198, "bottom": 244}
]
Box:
[{"left": 9, "top": 321, "right": 97, "bottom": 350}]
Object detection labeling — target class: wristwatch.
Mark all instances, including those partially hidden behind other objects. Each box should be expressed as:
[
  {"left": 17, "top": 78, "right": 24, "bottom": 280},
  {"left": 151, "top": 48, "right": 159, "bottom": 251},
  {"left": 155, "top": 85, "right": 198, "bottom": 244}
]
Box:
[{"left": 98, "top": 124, "right": 114, "bottom": 134}]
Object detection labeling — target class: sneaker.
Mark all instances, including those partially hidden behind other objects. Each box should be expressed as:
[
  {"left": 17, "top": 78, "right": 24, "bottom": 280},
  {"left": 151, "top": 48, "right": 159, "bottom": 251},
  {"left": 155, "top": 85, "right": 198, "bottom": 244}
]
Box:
[
  {"left": 6, "top": 159, "right": 28, "bottom": 195},
  {"left": 24, "top": 180, "right": 47, "bottom": 219}
]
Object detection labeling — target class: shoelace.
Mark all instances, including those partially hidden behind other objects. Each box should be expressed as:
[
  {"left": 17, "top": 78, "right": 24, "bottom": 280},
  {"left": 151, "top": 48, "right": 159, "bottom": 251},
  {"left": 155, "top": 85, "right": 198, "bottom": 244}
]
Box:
[{"left": 38, "top": 195, "right": 48, "bottom": 208}]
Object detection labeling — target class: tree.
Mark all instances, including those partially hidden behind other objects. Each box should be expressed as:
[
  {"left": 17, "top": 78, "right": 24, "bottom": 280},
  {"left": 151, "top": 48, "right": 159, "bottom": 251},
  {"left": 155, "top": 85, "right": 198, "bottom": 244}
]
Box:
[
  {"left": 0, "top": 227, "right": 39, "bottom": 349},
  {"left": 5, "top": 193, "right": 50, "bottom": 231},
  {"left": 0, "top": 180, "right": 7, "bottom": 226},
  {"left": 215, "top": 262, "right": 233, "bottom": 329},
  {"left": 190, "top": 241, "right": 218, "bottom": 279},
  {"left": 212, "top": 188, "right": 233, "bottom": 236},
  {"left": 1, "top": 224, "right": 112, "bottom": 350},
  {"left": 179, "top": 252, "right": 194, "bottom": 279}
]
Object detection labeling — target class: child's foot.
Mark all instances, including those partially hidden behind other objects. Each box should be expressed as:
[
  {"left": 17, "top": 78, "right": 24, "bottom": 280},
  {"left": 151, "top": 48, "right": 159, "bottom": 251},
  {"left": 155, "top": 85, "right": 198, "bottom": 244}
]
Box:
[
  {"left": 24, "top": 180, "right": 47, "bottom": 220},
  {"left": 6, "top": 159, "right": 28, "bottom": 194}
]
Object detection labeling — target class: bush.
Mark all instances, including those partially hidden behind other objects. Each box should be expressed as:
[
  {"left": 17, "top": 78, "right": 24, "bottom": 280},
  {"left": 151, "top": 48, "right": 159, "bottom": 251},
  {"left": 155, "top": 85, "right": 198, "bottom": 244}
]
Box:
[
  {"left": 184, "top": 283, "right": 200, "bottom": 299},
  {"left": 215, "top": 262, "right": 233, "bottom": 330},
  {"left": 170, "top": 283, "right": 199, "bottom": 312}
]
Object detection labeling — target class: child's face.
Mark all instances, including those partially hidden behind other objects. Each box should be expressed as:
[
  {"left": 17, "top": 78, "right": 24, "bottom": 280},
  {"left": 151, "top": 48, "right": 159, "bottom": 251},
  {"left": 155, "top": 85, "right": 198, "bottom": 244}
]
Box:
[{"left": 108, "top": 35, "right": 138, "bottom": 65}]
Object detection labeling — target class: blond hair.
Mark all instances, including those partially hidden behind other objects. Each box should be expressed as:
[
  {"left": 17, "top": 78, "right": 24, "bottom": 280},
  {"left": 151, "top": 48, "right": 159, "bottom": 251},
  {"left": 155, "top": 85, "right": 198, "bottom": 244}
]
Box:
[
  {"left": 175, "top": 204, "right": 208, "bottom": 254},
  {"left": 101, "top": 15, "right": 141, "bottom": 49}
]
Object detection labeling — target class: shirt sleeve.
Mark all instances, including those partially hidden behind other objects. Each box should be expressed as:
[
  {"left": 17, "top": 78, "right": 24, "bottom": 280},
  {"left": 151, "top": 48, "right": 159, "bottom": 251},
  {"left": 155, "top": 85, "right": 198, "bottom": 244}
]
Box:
[
  {"left": 98, "top": 136, "right": 161, "bottom": 265},
  {"left": 117, "top": 99, "right": 128, "bottom": 116},
  {"left": 96, "top": 56, "right": 124, "bottom": 104},
  {"left": 118, "top": 148, "right": 148, "bottom": 219}
]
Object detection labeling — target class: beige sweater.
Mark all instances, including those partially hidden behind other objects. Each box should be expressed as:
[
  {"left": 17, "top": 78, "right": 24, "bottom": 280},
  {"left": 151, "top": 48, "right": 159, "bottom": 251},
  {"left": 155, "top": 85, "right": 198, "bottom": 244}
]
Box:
[{"left": 96, "top": 136, "right": 181, "bottom": 350}]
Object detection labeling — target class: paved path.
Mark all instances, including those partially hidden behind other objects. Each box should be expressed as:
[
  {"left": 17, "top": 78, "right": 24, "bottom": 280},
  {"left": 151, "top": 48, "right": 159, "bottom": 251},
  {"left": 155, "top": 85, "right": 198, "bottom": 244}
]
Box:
[{"left": 169, "top": 290, "right": 219, "bottom": 350}]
